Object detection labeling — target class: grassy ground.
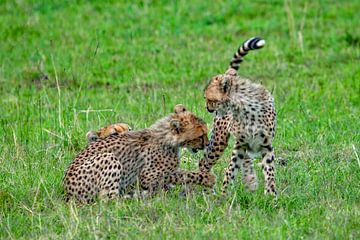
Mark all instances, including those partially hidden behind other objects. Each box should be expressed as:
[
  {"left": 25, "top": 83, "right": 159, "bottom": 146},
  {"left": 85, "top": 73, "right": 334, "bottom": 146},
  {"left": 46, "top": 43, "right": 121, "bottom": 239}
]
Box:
[{"left": 1, "top": 0, "right": 359, "bottom": 239}]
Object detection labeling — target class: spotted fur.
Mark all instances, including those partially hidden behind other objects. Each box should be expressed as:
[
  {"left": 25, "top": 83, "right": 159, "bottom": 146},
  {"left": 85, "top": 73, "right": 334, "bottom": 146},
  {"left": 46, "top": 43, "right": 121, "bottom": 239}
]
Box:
[
  {"left": 63, "top": 105, "right": 216, "bottom": 203},
  {"left": 200, "top": 37, "right": 277, "bottom": 199}
]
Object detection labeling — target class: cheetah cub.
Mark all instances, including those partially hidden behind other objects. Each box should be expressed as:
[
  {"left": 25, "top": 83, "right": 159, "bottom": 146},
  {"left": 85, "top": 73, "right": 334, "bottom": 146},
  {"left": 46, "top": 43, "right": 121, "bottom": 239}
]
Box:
[
  {"left": 64, "top": 105, "right": 216, "bottom": 203},
  {"left": 199, "top": 37, "right": 277, "bottom": 198},
  {"left": 86, "top": 123, "right": 131, "bottom": 142}
]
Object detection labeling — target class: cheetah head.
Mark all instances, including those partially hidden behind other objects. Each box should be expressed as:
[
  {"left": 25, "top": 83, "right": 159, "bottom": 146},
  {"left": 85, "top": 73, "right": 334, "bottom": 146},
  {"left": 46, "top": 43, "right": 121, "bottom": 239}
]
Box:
[
  {"left": 204, "top": 74, "right": 233, "bottom": 113},
  {"left": 169, "top": 104, "right": 209, "bottom": 153},
  {"left": 86, "top": 123, "right": 132, "bottom": 142}
]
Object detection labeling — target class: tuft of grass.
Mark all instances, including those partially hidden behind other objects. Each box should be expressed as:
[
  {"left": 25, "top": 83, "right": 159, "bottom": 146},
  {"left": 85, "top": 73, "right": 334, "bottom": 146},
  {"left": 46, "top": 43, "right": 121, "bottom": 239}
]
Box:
[{"left": 0, "top": 0, "right": 359, "bottom": 239}]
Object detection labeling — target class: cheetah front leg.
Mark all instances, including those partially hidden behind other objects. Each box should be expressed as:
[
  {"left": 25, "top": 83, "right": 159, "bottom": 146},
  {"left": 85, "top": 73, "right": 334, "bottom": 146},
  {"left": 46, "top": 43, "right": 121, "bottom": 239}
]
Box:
[
  {"left": 138, "top": 169, "right": 166, "bottom": 197},
  {"left": 166, "top": 169, "right": 217, "bottom": 190},
  {"left": 260, "top": 145, "right": 277, "bottom": 198},
  {"left": 221, "top": 142, "right": 257, "bottom": 194},
  {"left": 199, "top": 114, "right": 231, "bottom": 172}
]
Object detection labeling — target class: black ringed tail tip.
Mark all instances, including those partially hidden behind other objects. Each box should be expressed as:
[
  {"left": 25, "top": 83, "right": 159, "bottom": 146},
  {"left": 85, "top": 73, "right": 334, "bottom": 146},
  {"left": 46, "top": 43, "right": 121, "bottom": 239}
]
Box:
[
  {"left": 225, "top": 37, "right": 266, "bottom": 75},
  {"left": 244, "top": 37, "right": 266, "bottom": 50}
]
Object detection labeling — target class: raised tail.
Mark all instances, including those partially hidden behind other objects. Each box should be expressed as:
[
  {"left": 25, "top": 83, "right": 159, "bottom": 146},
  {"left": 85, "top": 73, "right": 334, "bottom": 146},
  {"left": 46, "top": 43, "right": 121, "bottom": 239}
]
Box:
[{"left": 225, "top": 37, "right": 265, "bottom": 76}]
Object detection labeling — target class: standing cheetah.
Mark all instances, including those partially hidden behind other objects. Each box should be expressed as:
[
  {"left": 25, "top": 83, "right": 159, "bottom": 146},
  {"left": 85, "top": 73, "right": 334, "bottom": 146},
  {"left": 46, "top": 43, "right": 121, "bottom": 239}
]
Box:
[
  {"left": 199, "top": 37, "right": 277, "bottom": 198},
  {"left": 64, "top": 105, "right": 216, "bottom": 203}
]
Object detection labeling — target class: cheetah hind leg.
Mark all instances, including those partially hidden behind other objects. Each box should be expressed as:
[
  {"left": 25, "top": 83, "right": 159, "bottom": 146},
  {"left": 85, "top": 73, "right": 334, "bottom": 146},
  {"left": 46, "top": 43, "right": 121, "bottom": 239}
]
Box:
[
  {"left": 221, "top": 145, "right": 258, "bottom": 195},
  {"left": 260, "top": 145, "right": 277, "bottom": 200},
  {"left": 123, "top": 190, "right": 150, "bottom": 199},
  {"left": 122, "top": 183, "right": 150, "bottom": 200},
  {"left": 120, "top": 173, "right": 150, "bottom": 199},
  {"left": 241, "top": 155, "right": 258, "bottom": 192},
  {"left": 95, "top": 153, "right": 123, "bottom": 201}
]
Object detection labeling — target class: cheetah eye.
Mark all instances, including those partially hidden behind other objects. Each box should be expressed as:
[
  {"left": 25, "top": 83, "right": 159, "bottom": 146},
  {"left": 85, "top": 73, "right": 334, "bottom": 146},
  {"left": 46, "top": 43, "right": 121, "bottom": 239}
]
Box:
[{"left": 90, "top": 136, "right": 98, "bottom": 142}]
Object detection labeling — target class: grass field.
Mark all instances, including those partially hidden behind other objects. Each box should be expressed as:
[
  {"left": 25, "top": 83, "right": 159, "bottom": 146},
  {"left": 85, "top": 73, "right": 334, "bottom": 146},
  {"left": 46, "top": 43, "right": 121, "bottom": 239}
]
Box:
[{"left": 1, "top": 0, "right": 359, "bottom": 239}]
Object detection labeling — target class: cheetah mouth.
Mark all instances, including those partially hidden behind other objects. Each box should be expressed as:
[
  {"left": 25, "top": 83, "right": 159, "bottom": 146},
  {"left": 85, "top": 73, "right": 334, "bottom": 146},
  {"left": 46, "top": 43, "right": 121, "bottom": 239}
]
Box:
[
  {"left": 188, "top": 148, "right": 198, "bottom": 154},
  {"left": 206, "top": 108, "right": 215, "bottom": 113}
]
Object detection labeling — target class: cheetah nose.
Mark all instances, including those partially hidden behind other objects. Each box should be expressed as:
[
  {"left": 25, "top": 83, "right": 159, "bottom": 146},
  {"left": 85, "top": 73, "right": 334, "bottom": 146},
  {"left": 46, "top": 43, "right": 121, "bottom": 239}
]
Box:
[{"left": 206, "top": 107, "right": 214, "bottom": 113}]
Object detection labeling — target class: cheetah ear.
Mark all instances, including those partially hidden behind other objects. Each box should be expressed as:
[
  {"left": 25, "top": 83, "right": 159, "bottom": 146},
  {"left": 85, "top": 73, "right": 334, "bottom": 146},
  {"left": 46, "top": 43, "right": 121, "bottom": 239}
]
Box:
[
  {"left": 221, "top": 78, "right": 231, "bottom": 93},
  {"left": 170, "top": 119, "right": 182, "bottom": 134},
  {"left": 174, "top": 104, "right": 187, "bottom": 114},
  {"left": 86, "top": 131, "right": 99, "bottom": 142}
]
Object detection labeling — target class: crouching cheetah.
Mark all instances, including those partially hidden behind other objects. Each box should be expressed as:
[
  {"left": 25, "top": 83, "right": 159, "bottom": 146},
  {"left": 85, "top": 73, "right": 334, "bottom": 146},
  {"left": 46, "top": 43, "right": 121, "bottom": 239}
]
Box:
[
  {"left": 64, "top": 105, "right": 216, "bottom": 203},
  {"left": 86, "top": 123, "right": 131, "bottom": 142},
  {"left": 199, "top": 37, "right": 277, "bottom": 199}
]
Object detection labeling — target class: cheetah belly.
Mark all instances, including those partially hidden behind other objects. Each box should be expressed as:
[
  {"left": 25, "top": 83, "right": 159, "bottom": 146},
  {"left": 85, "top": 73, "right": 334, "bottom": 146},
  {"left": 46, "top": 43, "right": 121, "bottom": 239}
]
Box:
[{"left": 230, "top": 119, "right": 265, "bottom": 158}]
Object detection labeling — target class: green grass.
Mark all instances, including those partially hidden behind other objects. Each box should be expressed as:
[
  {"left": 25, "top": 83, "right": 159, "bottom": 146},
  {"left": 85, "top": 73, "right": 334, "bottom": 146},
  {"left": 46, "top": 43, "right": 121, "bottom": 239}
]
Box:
[{"left": 1, "top": 0, "right": 359, "bottom": 239}]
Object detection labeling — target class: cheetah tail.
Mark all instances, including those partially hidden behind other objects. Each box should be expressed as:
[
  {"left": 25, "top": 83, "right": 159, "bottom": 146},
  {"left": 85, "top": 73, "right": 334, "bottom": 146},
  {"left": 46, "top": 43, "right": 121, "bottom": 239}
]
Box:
[{"left": 225, "top": 37, "right": 265, "bottom": 76}]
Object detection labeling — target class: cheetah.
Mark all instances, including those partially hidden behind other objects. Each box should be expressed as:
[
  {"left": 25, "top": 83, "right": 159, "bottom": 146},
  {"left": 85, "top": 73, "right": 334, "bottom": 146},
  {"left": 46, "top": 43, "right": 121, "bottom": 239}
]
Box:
[
  {"left": 85, "top": 122, "right": 198, "bottom": 194},
  {"left": 63, "top": 104, "right": 216, "bottom": 203},
  {"left": 199, "top": 37, "right": 277, "bottom": 199},
  {"left": 86, "top": 123, "right": 131, "bottom": 142}
]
